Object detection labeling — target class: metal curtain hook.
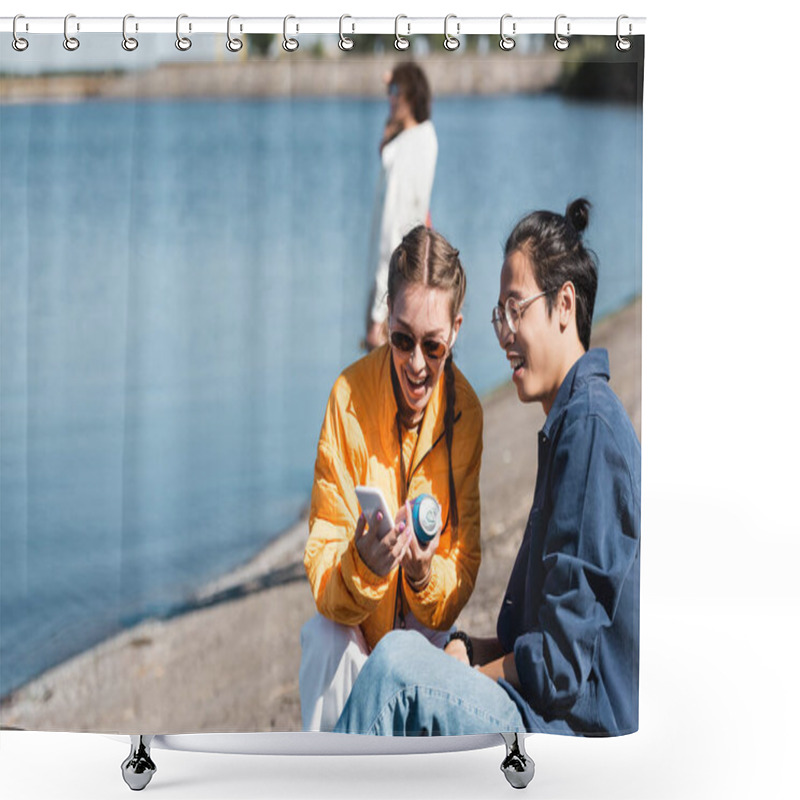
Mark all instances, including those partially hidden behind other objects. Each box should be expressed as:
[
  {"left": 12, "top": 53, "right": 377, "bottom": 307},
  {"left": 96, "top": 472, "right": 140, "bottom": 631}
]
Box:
[
  {"left": 175, "top": 14, "right": 192, "bottom": 51},
  {"left": 499, "top": 14, "right": 516, "bottom": 51},
  {"left": 282, "top": 15, "right": 299, "bottom": 52},
  {"left": 394, "top": 15, "right": 410, "bottom": 51},
  {"left": 226, "top": 15, "right": 243, "bottom": 52},
  {"left": 339, "top": 14, "right": 355, "bottom": 51},
  {"left": 616, "top": 15, "right": 632, "bottom": 51},
  {"left": 554, "top": 14, "right": 570, "bottom": 51},
  {"left": 12, "top": 14, "right": 29, "bottom": 52},
  {"left": 443, "top": 14, "right": 460, "bottom": 51},
  {"left": 122, "top": 14, "right": 138, "bottom": 52},
  {"left": 63, "top": 13, "right": 80, "bottom": 51}
]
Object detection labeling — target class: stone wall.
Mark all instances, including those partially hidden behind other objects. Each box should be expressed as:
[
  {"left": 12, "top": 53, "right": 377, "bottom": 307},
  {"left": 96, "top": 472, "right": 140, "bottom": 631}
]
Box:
[{"left": 1, "top": 53, "right": 562, "bottom": 104}]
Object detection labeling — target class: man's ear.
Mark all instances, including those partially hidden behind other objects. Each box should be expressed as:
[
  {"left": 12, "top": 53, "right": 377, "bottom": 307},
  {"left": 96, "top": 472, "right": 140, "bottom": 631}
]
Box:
[{"left": 557, "top": 282, "right": 576, "bottom": 331}]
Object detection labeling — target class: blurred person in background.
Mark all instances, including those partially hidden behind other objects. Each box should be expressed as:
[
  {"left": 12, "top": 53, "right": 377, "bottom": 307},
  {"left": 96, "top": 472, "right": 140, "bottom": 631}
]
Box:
[{"left": 364, "top": 62, "right": 438, "bottom": 351}]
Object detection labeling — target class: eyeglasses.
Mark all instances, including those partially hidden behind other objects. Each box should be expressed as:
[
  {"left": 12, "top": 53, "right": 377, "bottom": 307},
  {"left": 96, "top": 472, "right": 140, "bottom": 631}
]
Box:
[
  {"left": 491, "top": 290, "right": 551, "bottom": 341},
  {"left": 389, "top": 330, "right": 449, "bottom": 361}
]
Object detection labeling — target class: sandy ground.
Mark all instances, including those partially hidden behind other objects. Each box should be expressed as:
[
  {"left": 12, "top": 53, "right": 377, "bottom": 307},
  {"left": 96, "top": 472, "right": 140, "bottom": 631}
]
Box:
[{"left": 0, "top": 298, "right": 640, "bottom": 733}]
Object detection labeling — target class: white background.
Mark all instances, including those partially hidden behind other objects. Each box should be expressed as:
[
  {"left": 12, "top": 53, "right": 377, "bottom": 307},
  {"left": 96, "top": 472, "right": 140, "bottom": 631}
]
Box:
[{"left": 2, "top": 1, "right": 799, "bottom": 798}]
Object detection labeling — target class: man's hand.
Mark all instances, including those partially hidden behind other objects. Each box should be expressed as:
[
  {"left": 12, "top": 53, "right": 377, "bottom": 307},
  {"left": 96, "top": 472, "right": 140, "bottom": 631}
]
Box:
[{"left": 444, "top": 638, "right": 471, "bottom": 666}]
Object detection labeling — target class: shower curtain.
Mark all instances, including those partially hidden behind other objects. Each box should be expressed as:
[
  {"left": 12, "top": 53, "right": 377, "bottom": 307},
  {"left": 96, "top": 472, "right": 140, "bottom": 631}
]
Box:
[{"left": 0, "top": 26, "right": 643, "bottom": 736}]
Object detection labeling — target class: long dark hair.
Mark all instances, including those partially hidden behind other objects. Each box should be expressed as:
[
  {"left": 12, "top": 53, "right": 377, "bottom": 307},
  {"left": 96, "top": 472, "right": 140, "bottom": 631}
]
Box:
[
  {"left": 390, "top": 62, "right": 432, "bottom": 124},
  {"left": 388, "top": 226, "right": 465, "bottom": 532},
  {"left": 504, "top": 198, "right": 598, "bottom": 351}
]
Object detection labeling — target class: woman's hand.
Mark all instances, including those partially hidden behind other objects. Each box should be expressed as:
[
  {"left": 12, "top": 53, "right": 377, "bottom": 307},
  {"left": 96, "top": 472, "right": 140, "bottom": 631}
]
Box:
[
  {"left": 354, "top": 508, "right": 412, "bottom": 578},
  {"left": 400, "top": 501, "right": 440, "bottom": 591}
]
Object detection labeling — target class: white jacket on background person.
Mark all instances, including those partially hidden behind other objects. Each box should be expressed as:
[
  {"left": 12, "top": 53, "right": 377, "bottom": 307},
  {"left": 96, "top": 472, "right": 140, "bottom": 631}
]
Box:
[{"left": 367, "top": 120, "right": 438, "bottom": 326}]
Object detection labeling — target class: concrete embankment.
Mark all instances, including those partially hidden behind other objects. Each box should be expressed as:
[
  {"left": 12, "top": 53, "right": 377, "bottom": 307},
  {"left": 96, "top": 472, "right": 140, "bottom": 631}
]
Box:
[{"left": 1, "top": 53, "right": 562, "bottom": 104}]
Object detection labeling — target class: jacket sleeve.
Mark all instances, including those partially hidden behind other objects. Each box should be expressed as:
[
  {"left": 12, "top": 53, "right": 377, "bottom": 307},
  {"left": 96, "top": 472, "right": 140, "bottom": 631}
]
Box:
[
  {"left": 511, "top": 414, "right": 640, "bottom": 718},
  {"left": 405, "top": 403, "right": 483, "bottom": 629},
  {"left": 304, "top": 386, "right": 392, "bottom": 625}
]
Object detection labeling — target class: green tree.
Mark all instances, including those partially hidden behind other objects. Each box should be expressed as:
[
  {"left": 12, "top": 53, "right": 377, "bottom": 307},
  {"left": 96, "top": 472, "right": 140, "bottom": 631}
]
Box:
[{"left": 247, "top": 34, "right": 275, "bottom": 59}]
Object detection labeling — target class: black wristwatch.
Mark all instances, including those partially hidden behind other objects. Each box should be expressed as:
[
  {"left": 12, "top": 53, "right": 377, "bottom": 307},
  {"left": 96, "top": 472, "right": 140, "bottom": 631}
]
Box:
[{"left": 446, "top": 630, "right": 474, "bottom": 666}]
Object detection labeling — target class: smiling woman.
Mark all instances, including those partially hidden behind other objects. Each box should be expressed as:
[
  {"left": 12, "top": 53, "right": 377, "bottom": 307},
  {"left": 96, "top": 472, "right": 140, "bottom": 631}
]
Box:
[
  {"left": 300, "top": 226, "right": 482, "bottom": 732},
  {"left": 387, "top": 228, "right": 464, "bottom": 427},
  {"left": 387, "top": 286, "right": 454, "bottom": 425}
]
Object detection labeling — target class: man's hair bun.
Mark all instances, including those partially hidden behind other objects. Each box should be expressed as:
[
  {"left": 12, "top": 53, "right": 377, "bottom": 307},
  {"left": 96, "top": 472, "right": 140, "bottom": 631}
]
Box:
[{"left": 566, "top": 198, "right": 591, "bottom": 235}]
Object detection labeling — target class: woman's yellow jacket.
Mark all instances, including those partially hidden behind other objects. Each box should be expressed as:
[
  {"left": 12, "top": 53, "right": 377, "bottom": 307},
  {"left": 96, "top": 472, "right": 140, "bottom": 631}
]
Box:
[{"left": 304, "top": 345, "right": 483, "bottom": 651}]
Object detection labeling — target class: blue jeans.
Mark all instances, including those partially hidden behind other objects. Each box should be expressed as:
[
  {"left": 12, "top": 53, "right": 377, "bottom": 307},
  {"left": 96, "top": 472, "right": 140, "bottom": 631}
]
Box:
[{"left": 333, "top": 630, "right": 527, "bottom": 736}]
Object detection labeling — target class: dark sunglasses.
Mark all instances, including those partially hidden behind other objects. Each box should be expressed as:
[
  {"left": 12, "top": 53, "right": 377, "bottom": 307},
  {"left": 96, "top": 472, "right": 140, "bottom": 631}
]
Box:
[{"left": 389, "top": 330, "right": 449, "bottom": 361}]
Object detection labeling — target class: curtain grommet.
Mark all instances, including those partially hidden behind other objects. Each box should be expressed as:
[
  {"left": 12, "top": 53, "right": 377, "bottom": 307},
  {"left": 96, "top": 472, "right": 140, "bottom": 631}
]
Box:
[
  {"left": 339, "top": 14, "right": 355, "bottom": 51},
  {"left": 12, "top": 14, "right": 29, "bottom": 52},
  {"left": 394, "top": 15, "right": 410, "bottom": 51},
  {"left": 282, "top": 15, "right": 299, "bottom": 52},
  {"left": 175, "top": 14, "right": 192, "bottom": 51},
  {"left": 63, "top": 13, "right": 80, "bottom": 52},
  {"left": 122, "top": 14, "right": 139, "bottom": 52},
  {"left": 499, "top": 14, "right": 516, "bottom": 51},
  {"left": 443, "top": 14, "right": 460, "bottom": 52},
  {"left": 553, "top": 14, "right": 570, "bottom": 51},
  {"left": 226, "top": 15, "right": 244, "bottom": 53},
  {"left": 616, "top": 15, "right": 632, "bottom": 51}
]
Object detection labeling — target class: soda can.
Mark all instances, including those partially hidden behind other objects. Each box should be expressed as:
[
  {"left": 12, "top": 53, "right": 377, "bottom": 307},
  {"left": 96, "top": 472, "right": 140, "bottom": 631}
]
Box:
[{"left": 411, "top": 494, "right": 441, "bottom": 544}]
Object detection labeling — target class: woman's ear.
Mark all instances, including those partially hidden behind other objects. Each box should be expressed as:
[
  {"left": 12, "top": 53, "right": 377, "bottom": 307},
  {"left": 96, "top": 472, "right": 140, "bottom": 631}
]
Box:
[{"left": 449, "top": 313, "right": 464, "bottom": 349}]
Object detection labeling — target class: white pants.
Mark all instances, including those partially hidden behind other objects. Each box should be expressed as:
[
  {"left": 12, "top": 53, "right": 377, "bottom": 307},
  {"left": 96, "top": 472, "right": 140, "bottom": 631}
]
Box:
[{"left": 299, "top": 613, "right": 454, "bottom": 732}]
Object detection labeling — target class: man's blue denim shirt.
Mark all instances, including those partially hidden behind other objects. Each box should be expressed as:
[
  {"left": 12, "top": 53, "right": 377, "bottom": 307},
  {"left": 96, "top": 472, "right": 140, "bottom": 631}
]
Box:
[{"left": 497, "top": 348, "right": 641, "bottom": 736}]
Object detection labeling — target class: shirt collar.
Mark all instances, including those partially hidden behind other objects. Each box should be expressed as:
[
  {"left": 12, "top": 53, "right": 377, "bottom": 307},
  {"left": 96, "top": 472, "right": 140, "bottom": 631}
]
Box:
[{"left": 542, "top": 348, "right": 610, "bottom": 438}]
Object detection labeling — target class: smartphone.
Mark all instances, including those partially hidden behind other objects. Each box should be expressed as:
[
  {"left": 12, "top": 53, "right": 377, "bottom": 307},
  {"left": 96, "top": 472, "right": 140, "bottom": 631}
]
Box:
[{"left": 355, "top": 485, "right": 394, "bottom": 539}]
